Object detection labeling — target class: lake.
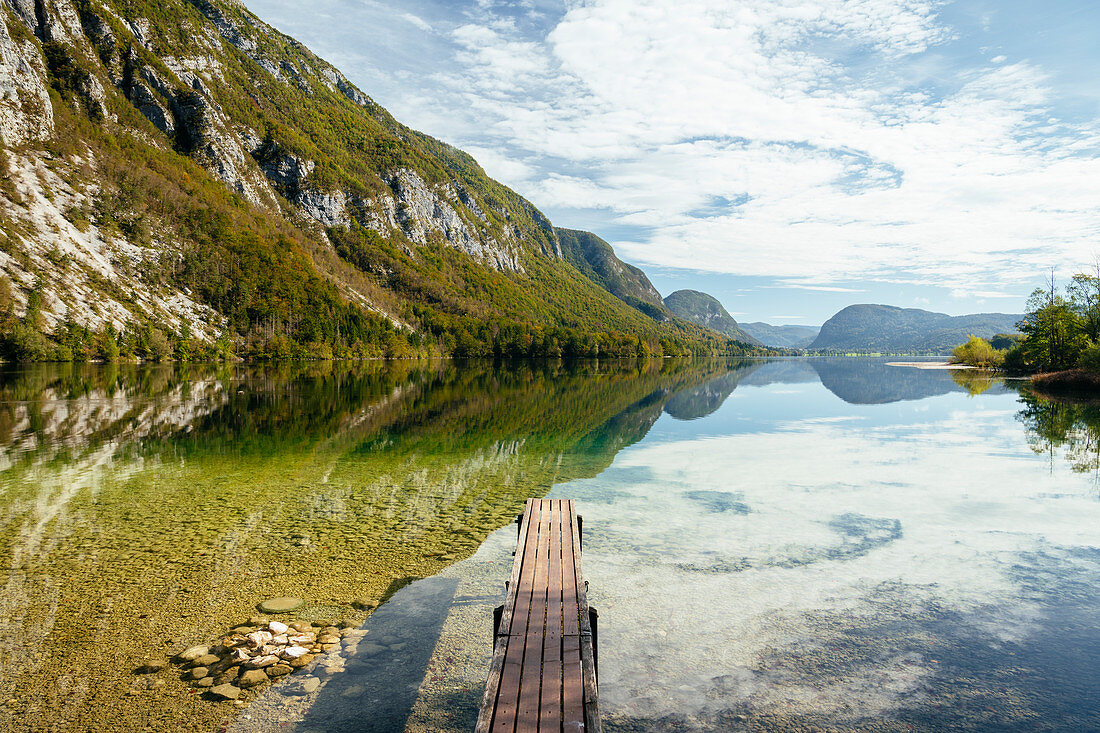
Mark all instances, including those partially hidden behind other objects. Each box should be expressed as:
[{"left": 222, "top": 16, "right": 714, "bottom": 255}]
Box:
[{"left": 1, "top": 358, "right": 1097, "bottom": 732}]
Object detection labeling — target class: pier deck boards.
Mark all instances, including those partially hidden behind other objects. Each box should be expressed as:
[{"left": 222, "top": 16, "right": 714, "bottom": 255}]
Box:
[{"left": 476, "top": 499, "right": 600, "bottom": 733}]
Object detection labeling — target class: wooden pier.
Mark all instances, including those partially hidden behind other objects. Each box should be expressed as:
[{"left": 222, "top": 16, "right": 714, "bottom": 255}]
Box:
[{"left": 475, "top": 498, "right": 601, "bottom": 733}]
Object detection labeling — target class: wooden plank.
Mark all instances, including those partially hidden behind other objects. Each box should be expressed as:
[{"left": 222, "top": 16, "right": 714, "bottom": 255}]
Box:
[
  {"left": 475, "top": 636, "right": 510, "bottom": 733},
  {"left": 477, "top": 499, "right": 537, "bottom": 733},
  {"left": 507, "top": 500, "right": 543, "bottom": 637},
  {"left": 561, "top": 634, "right": 584, "bottom": 733},
  {"left": 539, "top": 500, "right": 564, "bottom": 732},
  {"left": 498, "top": 498, "right": 538, "bottom": 637},
  {"left": 515, "top": 502, "right": 551, "bottom": 731},
  {"left": 487, "top": 500, "right": 540, "bottom": 733},
  {"left": 570, "top": 501, "right": 602, "bottom": 733},
  {"left": 560, "top": 499, "right": 580, "bottom": 638}
]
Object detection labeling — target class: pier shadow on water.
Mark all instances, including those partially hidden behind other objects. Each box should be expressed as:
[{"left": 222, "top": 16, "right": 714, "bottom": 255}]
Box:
[{"left": 233, "top": 575, "right": 460, "bottom": 733}]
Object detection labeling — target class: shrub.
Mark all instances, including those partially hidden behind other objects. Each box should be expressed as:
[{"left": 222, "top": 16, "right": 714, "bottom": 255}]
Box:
[
  {"left": 951, "top": 335, "right": 1004, "bottom": 368},
  {"left": 1077, "top": 341, "right": 1100, "bottom": 372}
]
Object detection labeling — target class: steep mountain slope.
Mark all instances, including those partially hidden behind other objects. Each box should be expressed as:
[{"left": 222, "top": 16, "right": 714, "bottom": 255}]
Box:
[
  {"left": 810, "top": 305, "right": 1022, "bottom": 353},
  {"left": 663, "top": 290, "right": 762, "bottom": 346},
  {"left": 740, "top": 322, "right": 819, "bottom": 349},
  {"left": 0, "top": 0, "right": 767, "bottom": 360},
  {"left": 555, "top": 227, "right": 669, "bottom": 321}
]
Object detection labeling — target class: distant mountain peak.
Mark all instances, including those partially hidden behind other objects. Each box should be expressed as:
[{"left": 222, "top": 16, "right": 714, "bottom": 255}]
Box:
[
  {"left": 663, "top": 290, "right": 762, "bottom": 346},
  {"left": 810, "top": 304, "right": 1022, "bottom": 353}
]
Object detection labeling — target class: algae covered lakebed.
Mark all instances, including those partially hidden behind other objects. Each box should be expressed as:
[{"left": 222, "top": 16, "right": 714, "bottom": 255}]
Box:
[{"left": 0, "top": 358, "right": 739, "bottom": 732}]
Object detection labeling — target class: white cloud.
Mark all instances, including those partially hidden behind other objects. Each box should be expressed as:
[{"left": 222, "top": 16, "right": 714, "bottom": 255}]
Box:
[
  {"left": 423, "top": 0, "right": 1100, "bottom": 293},
  {"left": 399, "top": 12, "right": 433, "bottom": 32}
]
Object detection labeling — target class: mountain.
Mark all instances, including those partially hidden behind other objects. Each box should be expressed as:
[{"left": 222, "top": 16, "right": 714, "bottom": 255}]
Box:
[
  {"left": 555, "top": 227, "right": 669, "bottom": 321},
  {"left": 663, "top": 290, "right": 762, "bottom": 346},
  {"left": 809, "top": 305, "right": 1022, "bottom": 353},
  {"left": 740, "top": 322, "right": 819, "bottom": 349},
  {"left": 0, "top": 0, "right": 769, "bottom": 361}
]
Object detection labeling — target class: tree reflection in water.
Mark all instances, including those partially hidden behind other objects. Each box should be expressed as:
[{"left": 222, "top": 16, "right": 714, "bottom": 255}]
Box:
[{"left": 1017, "top": 387, "right": 1100, "bottom": 480}]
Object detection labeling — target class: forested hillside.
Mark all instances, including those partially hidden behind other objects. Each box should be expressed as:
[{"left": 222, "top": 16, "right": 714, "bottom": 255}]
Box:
[
  {"left": 0, "top": 0, "right": 773, "bottom": 361},
  {"left": 663, "top": 290, "right": 762, "bottom": 346},
  {"left": 810, "top": 305, "right": 1021, "bottom": 353},
  {"left": 740, "top": 322, "right": 819, "bottom": 349}
]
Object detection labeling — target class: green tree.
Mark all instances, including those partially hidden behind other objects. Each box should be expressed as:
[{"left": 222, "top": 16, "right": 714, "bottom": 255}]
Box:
[
  {"left": 1015, "top": 274, "right": 1087, "bottom": 372},
  {"left": 1067, "top": 263, "right": 1100, "bottom": 342}
]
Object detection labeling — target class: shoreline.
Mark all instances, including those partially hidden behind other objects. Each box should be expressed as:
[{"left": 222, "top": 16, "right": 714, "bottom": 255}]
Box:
[{"left": 885, "top": 361, "right": 976, "bottom": 370}]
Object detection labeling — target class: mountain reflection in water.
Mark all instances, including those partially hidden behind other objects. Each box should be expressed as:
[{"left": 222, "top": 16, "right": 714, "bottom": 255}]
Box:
[{"left": 2, "top": 358, "right": 1098, "bottom": 733}]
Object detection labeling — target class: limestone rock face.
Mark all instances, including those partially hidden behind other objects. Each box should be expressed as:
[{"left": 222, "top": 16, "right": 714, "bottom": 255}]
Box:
[
  {"left": 127, "top": 80, "right": 175, "bottom": 135},
  {"left": 381, "top": 168, "right": 521, "bottom": 272},
  {"left": 174, "top": 89, "right": 275, "bottom": 207},
  {"left": 0, "top": 12, "right": 53, "bottom": 145},
  {"left": 252, "top": 144, "right": 350, "bottom": 227}
]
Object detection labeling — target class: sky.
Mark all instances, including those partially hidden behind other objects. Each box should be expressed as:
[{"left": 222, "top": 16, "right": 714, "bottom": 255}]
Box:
[{"left": 244, "top": 0, "right": 1100, "bottom": 326}]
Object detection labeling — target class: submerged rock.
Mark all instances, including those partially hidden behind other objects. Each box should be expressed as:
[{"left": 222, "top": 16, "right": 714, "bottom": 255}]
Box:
[
  {"left": 176, "top": 645, "right": 209, "bottom": 662},
  {"left": 287, "top": 676, "right": 321, "bottom": 696},
  {"left": 239, "top": 669, "right": 268, "bottom": 687},
  {"left": 210, "top": 684, "right": 240, "bottom": 700},
  {"left": 192, "top": 654, "right": 220, "bottom": 667},
  {"left": 257, "top": 597, "right": 303, "bottom": 614},
  {"left": 266, "top": 664, "right": 292, "bottom": 678}
]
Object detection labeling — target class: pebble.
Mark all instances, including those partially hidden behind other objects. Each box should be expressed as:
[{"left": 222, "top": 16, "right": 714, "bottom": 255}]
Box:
[
  {"left": 186, "top": 667, "right": 209, "bottom": 681},
  {"left": 248, "top": 617, "right": 268, "bottom": 626},
  {"left": 337, "top": 620, "right": 357, "bottom": 629},
  {"left": 317, "top": 634, "right": 340, "bottom": 645},
  {"left": 288, "top": 677, "right": 320, "bottom": 696},
  {"left": 239, "top": 669, "right": 268, "bottom": 688},
  {"left": 257, "top": 597, "right": 304, "bottom": 614},
  {"left": 243, "top": 654, "right": 278, "bottom": 669},
  {"left": 266, "top": 664, "right": 293, "bottom": 678},
  {"left": 134, "top": 661, "right": 166, "bottom": 674},
  {"left": 195, "top": 677, "right": 214, "bottom": 688},
  {"left": 210, "top": 684, "right": 240, "bottom": 700},
  {"left": 193, "top": 654, "right": 220, "bottom": 667},
  {"left": 352, "top": 599, "right": 377, "bottom": 611},
  {"left": 213, "top": 669, "right": 240, "bottom": 686},
  {"left": 289, "top": 622, "right": 312, "bottom": 633},
  {"left": 176, "top": 645, "right": 209, "bottom": 663},
  {"left": 288, "top": 654, "right": 315, "bottom": 669},
  {"left": 340, "top": 684, "right": 364, "bottom": 698}
]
